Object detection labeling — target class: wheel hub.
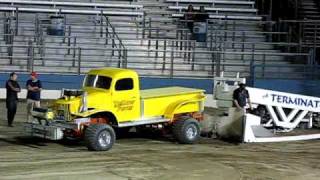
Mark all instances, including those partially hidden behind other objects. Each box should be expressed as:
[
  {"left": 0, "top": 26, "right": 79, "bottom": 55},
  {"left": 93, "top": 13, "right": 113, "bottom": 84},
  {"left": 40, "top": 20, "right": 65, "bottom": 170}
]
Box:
[
  {"left": 98, "top": 130, "right": 111, "bottom": 147},
  {"left": 186, "top": 124, "right": 197, "bottom": 140}
]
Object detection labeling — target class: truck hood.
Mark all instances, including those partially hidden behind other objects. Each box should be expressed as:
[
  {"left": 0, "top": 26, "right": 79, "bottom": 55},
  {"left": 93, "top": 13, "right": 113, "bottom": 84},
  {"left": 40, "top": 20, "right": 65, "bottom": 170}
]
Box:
[
  {"left": 54, "top": 89, "right": 111, "bottom": 114},
  {"left": 86, "top": 90, "right": 111, "bottom": 107},
  {"left": 55, "top": 89, "right": 110, "bottom": 103}
]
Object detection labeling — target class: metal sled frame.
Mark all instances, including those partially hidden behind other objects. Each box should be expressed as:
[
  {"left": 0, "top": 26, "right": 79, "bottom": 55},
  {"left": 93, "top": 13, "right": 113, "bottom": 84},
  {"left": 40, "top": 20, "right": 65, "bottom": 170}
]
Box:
[{"left": 213, "top": 72, "right": 320, "bottom": 143}]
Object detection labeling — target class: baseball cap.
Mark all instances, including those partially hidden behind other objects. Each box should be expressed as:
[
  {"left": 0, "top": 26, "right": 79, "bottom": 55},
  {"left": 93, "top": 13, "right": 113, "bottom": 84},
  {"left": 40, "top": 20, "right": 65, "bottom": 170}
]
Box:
[
  {"left": 239, "top": 83, "right": 246, "bottom": 87},
  {"left": 31, "top": 71, "right": 38, "bottom": 77}
]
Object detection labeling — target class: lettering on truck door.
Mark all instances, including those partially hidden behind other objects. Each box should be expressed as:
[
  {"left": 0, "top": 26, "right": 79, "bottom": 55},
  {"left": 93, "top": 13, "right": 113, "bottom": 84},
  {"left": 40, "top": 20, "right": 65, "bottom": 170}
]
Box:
[{"left": 112, "top": 78, "right": 140, "bottom": 122}]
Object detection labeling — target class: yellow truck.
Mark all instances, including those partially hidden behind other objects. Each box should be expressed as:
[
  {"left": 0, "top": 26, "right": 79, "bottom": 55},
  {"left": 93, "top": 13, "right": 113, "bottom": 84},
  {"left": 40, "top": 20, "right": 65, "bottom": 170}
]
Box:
[{"left": 25, "top": 68, "right": 205, "bottom": 151}]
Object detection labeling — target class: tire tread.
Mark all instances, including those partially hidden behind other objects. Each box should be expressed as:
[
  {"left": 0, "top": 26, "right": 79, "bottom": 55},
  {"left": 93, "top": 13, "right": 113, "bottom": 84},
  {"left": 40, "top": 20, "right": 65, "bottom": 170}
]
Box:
[
  {"left": 85, "top": 124, "right": 115, "bottom": 151},
  {"left": 172, "top": 117, "right": 200, "bottom": 144}
]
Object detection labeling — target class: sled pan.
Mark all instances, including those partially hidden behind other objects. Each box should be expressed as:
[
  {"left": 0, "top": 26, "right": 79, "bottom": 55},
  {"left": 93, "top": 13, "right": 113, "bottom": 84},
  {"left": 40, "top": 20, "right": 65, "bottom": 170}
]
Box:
[{"left": 243, "top": 114, "right": 320, "bottom": 143}]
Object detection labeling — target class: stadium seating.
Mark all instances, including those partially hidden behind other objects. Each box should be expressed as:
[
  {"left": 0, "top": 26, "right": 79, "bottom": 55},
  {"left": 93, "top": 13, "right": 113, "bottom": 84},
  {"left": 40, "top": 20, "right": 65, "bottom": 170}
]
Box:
[
  {"left": 166, "top": 0, "right": 255, "bottom": 7},
  {"left": 0, "top": 0, "right": 313, "bottom": 78},
  {"left": 0, "top": 0, "right": 143, "bottom": 17},
  {"left": 168, "top": 6, "right": 257, "bottom": 13},
  {"left": 0, "top": 0, "right": 142, "bottom": 9}
]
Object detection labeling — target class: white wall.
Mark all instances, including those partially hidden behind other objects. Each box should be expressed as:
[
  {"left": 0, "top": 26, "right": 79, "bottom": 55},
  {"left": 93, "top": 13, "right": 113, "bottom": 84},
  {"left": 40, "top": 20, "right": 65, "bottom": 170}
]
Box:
[{"left": 0, "top": 89, "right": 61, "bottom": 100}]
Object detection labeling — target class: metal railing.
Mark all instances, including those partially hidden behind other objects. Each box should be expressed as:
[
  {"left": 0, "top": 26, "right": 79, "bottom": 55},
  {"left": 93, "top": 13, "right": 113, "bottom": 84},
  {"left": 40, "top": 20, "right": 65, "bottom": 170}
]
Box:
[
  {"left": 104, "top": 16, "right": 127, "bottom": 67},
  {"left": 1, "top": 9, "right": 319, "bottom": 79},
  {"left": 0, "top": 14, "right": 198, "bottom": 72},
  {"left": 34, "top": 13, "right": 128, "bottom": 67},
  {"left": 0, "top": 42, "right": 316, "bottom": 79},
  {"left": 0, "top": 0, "right": 143, "bottom": 10},
  {"left": 206, "top": 19, "right": 320, "bottom": 63},
  {"left": 0, "top": 44, "right": 127, "bottom": 74}
]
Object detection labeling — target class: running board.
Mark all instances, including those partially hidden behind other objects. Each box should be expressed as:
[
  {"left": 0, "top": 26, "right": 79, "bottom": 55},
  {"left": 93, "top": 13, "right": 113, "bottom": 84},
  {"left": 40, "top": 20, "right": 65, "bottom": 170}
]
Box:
[{"left": 118, "top": 117, "right": 170, "bottom": 127}]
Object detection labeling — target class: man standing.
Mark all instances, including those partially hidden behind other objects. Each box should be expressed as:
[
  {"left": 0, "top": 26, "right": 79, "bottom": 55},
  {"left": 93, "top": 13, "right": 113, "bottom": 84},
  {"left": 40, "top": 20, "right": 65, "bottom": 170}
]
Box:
[
  {"left": 195, "top": 6, "right": 209, "bottom": 22},
  {"left": 194, "top": 6, "right": 209, "bottom": 43},
  {"left": 184, "top": 5, "right": 195, "bottom": 32},
  {"left": 26, "top": 72, "right": 42, "bottom": 122},
  {"left": 233, "top": 83, "right": 252, "bottom": 112},
  {"left": 6, "top": 72, "right": 21, "bottom": 127}
]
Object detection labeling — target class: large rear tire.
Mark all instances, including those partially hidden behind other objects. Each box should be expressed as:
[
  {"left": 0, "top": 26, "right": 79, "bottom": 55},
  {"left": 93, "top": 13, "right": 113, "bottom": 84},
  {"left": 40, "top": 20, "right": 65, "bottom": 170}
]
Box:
[
  {"left": 85, "top": 124, "right": 116, "bottom": 151},
  {"left": 172, "top": 117, "right": 200, "bottom": 144}
]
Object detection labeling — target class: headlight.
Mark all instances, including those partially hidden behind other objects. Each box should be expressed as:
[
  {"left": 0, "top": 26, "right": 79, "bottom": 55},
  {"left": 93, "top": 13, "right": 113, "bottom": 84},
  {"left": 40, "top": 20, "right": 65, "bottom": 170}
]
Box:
[
  {"left": 46, "top": 110, "right": 54, "bottom": 120},
  {"left": 54, "top": 104, "right": 70, "bottom": 121}
]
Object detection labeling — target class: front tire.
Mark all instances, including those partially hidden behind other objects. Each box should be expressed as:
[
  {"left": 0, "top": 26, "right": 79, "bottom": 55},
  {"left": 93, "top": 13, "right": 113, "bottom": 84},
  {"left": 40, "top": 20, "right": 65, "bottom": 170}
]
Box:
[
  {"left": 85, "top": 124, "right": 116, "bottom": 151},
  {"left": 173, "top": 117, "right": 200, "bottom": 144}
]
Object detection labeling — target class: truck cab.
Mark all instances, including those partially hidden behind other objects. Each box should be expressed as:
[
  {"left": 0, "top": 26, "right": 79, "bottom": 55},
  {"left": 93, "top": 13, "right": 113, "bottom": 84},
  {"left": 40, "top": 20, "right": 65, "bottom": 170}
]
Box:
[{"left": 80, "top": 68, "right": 141, "bottom": 122}]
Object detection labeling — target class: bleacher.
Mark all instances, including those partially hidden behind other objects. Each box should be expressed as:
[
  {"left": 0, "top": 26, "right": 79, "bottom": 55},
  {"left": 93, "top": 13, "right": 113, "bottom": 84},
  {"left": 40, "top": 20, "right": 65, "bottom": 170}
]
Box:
[
  {"left": 0, "top": 0, "right": 316, "bottom": 79},
  {"left": 166, "top": 0, "right": 261, "bottom": 21},
  {"left": 0, "top": 0, "right": 138, "bottom": 73}
]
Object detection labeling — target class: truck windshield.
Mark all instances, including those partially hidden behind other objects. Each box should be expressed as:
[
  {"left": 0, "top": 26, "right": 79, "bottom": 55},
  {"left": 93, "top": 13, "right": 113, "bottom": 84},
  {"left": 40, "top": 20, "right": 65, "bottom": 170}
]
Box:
[{"left": 84, "top": 75, "right": 112, "bottom": 89}]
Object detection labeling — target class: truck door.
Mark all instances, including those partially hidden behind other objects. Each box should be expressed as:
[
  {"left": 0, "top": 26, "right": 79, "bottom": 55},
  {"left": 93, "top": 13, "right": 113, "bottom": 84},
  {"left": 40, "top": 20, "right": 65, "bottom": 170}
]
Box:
[{"left": 112, "top": 78, "right": 140, "bottom": 122}]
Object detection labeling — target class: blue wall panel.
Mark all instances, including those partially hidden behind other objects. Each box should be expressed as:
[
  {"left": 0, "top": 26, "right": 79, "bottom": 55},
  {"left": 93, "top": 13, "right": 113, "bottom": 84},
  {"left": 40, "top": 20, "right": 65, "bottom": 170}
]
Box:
[
  {"left": 0, "top": 73, "right": 84, "bottom": 90},
  {"left": 254, "top": 79, "right": 320, "bottom": 97},
  {"left": 1, "top": 72, "right": 318, "bottom": 97},
  {"left": 0, "top": 73, "right": 213, "bottom": 93},
  {"left": 140, "top": 77, "right": 212, "bottom": 93}
]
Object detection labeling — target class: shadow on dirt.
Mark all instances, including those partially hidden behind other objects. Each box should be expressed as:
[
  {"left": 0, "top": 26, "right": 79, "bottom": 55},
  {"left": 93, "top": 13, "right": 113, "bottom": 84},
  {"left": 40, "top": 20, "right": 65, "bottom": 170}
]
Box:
[{"left": 0, "top": 136, "right": 48, "bottom": 149}]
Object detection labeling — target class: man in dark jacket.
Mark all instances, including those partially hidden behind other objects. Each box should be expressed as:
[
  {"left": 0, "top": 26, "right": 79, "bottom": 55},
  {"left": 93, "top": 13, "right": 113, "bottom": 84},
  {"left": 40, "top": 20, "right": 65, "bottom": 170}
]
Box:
[
  {"left": 6, "top": 72, "right": 21, "bottom": 127},
  {"left": 195, "top": 6, "right": 209, "bottom": 22},
  {"left": 233, "top": 83, "right": 252, "bottom": 112}
]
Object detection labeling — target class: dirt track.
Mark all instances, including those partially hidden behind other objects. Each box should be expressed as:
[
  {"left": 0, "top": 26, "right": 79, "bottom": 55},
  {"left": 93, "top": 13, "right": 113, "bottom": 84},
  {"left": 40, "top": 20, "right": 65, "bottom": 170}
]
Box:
[{"left": 0, "top": 101, "right": 320, "bottom": 180}]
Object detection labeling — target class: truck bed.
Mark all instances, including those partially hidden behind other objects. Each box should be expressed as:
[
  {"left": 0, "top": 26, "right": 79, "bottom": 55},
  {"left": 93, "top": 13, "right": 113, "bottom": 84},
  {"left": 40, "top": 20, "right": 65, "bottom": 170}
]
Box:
[
  {"left": 141, "top": 86, "right": 205, "bottom": 99},
  {"left": 140, "top": 87, "right": 205, "bottom": 118}
]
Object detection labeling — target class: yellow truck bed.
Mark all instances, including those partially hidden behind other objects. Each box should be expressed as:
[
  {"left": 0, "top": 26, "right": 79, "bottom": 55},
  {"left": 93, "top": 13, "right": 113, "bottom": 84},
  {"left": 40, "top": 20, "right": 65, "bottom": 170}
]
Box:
[
  {"left": 141, "top": 87, "right": 205, "bottom": 118},
  {"left": 141, "top": 86, "right": 204, "bottom": 99}
]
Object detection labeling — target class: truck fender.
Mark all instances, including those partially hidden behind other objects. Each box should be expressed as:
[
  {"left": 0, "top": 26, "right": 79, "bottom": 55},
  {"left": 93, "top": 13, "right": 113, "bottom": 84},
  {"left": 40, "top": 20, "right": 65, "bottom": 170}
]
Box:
[
  {"left": 73, "top": 109, "right": 109, "bottom": 118},
  {"left": 164, "top": 95, "right": 205, "bottom": 120},
  {"left": 73, "top": 109, "right": 118, "bottom": 125}
]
